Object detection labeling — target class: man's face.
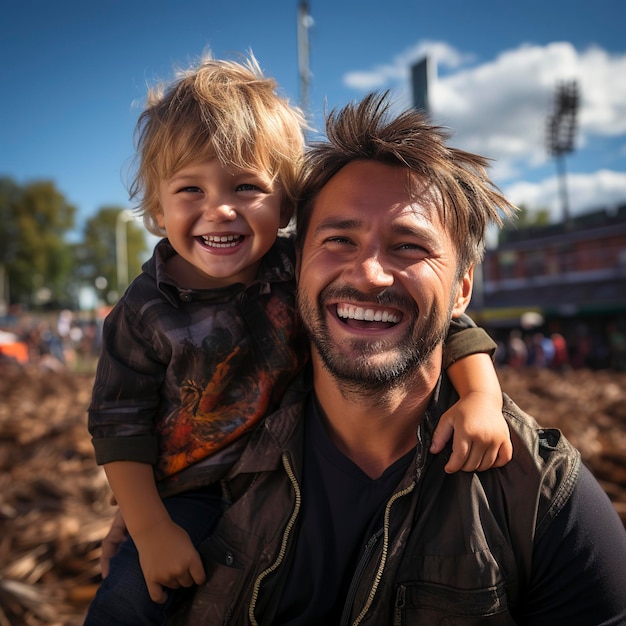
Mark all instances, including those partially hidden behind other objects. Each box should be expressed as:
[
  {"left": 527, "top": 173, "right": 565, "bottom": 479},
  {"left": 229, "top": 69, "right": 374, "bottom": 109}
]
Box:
[{"left": 297, "top": 160, "right": 472, "bottom": 390}]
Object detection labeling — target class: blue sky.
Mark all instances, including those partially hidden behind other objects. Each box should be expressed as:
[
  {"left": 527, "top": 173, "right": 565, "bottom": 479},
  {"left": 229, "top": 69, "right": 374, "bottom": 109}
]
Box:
[{"left": 2, "top": 0, "right": 625, "bottom": 242}]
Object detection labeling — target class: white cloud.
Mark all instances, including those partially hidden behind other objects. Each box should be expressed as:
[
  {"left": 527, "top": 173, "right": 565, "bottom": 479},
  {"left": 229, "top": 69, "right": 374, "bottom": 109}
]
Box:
[
  {"left": 341, "top": 40, "right": 626, "bottom": 217},
  {"left": 431, "top": 42, "right": 626, "bottom": 173},
  {"left": 504, "top": 169, "right": 626, "bottom": 222},
  {"left": 343, "top": 40, "right": 473, "bottom": 91}
]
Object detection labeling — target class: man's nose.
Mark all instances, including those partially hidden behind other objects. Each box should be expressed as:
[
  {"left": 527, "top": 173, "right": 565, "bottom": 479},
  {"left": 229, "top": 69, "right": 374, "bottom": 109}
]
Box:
[{"left": 345, "top": 249, "right": 394, "bottom": 291}]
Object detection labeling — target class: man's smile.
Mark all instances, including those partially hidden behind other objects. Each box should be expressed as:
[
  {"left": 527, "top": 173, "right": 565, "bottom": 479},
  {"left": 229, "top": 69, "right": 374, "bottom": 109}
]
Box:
[{"left": 336, "top": 303, "right": 401, "bottom": 324}]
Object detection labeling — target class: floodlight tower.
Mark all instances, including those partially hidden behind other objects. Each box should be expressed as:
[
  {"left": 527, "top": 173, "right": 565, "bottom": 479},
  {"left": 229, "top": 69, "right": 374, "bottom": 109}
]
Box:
[
  {"left": 297, "top": 1, "right": 313, "bottom": 129},
  {"left": 411, "top": 56, "right": 436, "bottom": 117},
  {"left": 546, "top": 80, "right": 579, "bottom": 229}
]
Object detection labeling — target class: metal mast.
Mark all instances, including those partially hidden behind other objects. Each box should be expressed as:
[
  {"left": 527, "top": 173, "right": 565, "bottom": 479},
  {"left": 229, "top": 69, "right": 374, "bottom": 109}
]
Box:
[
  {"left": 547, "top": 81, "right": 579, "bottom": 229},
  {"left": 297, "top": 1, "right": 313, "bottom": 126}
]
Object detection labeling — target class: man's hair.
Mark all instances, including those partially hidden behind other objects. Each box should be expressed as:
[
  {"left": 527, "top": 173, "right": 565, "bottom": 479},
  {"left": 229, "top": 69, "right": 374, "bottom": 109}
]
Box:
[
  {"left": 295, "top": 92, "right": 517, "bottom": 272},
  {"left": 129, "top": 53, "right": 308, "bottom": 236}
]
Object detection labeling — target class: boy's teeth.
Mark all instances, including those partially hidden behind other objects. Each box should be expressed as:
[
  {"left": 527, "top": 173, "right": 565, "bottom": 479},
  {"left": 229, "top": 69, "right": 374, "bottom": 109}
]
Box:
[
  {"left": 201, "top": 234, "right": 242, "bottom": 247},
  {"left": 336, "top": 304, "right": 400, "bottom": 324}
]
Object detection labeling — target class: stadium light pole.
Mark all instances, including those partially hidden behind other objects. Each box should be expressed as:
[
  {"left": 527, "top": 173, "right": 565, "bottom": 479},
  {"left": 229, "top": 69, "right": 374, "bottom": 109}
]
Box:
[
  {"left": 546, "top": 81, "right": 579, "bottom": 229},
  {"left": 297, "top": 1, "right": 313, "bottom": 132}
]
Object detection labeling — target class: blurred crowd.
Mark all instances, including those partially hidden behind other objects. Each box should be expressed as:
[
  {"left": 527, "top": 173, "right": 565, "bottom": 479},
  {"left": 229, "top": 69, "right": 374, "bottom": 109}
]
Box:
[
  {"left": 0, "top": 307, "right": 103, "bottom": 373},
  {"left": 1, "top": 307, "right": 626, "bottom": 373},
  {"left": 494, "top": 320, "right": 626, "bottom": 372}
]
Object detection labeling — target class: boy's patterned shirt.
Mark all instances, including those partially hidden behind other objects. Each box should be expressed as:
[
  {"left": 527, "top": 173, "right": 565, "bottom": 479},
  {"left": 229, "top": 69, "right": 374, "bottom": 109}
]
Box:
[{"left": 88, "top": 236, "right": 309, "bottom": 497}]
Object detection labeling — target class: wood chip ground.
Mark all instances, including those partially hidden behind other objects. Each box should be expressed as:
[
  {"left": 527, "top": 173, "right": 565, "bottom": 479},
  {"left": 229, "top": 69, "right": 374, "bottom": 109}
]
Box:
[{"left": 1, "top": 362, "right": 625, "bottom": 625}]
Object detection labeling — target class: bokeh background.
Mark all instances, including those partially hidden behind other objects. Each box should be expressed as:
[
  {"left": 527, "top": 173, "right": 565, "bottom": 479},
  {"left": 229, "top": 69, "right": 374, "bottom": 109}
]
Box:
[{"left": 1, "top": 2, "right": 625, "bottom": 624}]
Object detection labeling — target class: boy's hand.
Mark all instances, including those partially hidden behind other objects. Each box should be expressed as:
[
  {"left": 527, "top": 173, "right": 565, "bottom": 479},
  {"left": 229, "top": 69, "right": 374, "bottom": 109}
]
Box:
[
  {"left": 430, "top": 391, "right": 513, "bottom": 473},
  {"left": 134, "top": 518, "right": 206, "bottom": 604}
]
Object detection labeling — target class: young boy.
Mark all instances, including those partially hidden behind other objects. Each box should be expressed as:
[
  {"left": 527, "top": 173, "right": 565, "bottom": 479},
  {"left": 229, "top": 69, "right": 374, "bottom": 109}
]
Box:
[{"left": 85, "top": 54, "right": 511, "bottom": 625}]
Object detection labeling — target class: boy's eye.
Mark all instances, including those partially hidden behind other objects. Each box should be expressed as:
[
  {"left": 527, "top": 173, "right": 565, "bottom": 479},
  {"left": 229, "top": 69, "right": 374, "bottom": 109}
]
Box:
[
  {"left": 178, "top": 185, "right": 202, "bottom": 194},
  {"left": 236, "top": 183, "right": 263, "bottom": 192}
]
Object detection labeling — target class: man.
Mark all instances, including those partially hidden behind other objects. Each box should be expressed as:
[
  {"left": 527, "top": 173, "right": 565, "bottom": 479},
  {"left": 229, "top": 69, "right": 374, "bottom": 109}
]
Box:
[{"left": 170, "top": 92, "right": 626, "bottom": 624}]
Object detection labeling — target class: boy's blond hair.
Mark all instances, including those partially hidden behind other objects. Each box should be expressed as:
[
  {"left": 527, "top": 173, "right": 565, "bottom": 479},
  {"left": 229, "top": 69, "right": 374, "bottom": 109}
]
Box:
[{"left": 129, "top": 53, "right": 308, "bottom": 236}]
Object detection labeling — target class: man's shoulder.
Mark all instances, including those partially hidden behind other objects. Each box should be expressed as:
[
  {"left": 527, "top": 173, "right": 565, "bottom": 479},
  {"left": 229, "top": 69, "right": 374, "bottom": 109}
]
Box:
[
  {"left": 499, "top": 393, "right": 581, "bottom": 537},
  {"left": 502, "top": 393, "right": 580, "bottom": 462}
]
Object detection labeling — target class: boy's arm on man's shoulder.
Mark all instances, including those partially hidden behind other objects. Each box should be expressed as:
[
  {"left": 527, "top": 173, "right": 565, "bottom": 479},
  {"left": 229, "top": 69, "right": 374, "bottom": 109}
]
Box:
[{"left": 444, "top": 314, "right": 497, "bottom": 370}]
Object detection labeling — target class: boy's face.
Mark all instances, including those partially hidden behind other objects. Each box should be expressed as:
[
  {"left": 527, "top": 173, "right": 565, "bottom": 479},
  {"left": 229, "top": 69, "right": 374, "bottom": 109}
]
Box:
[{"left": 157, "top": 159, "right": 286, "bottom": 289}]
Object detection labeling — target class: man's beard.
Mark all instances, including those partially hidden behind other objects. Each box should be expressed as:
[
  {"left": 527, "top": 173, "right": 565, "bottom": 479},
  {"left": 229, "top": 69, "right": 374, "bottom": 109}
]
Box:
[{"left": 297, "top": 285, "right": 453, "bottom": 393}]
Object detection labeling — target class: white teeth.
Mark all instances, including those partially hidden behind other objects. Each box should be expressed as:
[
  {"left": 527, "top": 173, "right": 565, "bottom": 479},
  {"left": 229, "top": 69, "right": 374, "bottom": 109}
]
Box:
[
  {"left": 201, "top": 234, "right": 242, "bottom": 247},
  {"left": 336, "top": 304, "right": 400, "bottom": 324}
]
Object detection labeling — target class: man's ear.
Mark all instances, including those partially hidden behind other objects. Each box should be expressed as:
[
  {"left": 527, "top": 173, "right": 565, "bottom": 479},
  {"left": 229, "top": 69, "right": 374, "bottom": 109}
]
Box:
[{"left": 451, "top": 265, "right": 474, "bottom": 317}]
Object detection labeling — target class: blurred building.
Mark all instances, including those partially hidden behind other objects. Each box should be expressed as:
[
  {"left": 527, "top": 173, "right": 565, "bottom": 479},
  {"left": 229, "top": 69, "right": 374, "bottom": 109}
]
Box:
[
  {"left": 476, "top": 203, "right": 626, "bottom": 317},
  {"left": 469, "top": 204, "right": 626, "bottom": 368}
]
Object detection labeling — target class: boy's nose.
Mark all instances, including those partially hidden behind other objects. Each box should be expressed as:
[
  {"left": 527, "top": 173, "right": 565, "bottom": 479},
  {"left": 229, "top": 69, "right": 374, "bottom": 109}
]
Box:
[{"left": 204, "top": 202, "right": 236, "bottom": 222}]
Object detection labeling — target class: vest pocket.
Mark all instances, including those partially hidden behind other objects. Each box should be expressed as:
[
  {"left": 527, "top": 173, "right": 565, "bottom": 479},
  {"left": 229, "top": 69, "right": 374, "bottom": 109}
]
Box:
[
  {"left": 170, "top": 535, "right": 246, "bottom": 624},
  {"left": 394, "top": 581, "right": 516, "bottom": 625},
  {"left": 197, "top": 534, "right": 245, "bottom": 597}
]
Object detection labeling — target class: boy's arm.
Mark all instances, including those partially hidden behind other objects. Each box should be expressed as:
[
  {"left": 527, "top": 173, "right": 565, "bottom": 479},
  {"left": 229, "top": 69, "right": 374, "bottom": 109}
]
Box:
[
  {"left": 442, "top": 314, "right": 497, "bottom": 369},
  {"left": 103, "top": 461, "right": 206, "bottom": 603},
  {"left": 433, "top": 315, "right": 512, "bottom": 473}
]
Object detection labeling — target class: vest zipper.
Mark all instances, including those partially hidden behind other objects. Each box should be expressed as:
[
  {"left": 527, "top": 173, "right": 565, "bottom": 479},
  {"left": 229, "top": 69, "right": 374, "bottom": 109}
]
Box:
[
  {"left": 341, "top": 481, "right": 416, "bottom": 626},
  {"left": 248, "top": 452, "right": 301, "bottom": 626},
  {"left": 339, "top": 530, "right": 383, "bottom": 626},
  {"left": 393, "top": 584, "right": 406, "bottom": 626}
]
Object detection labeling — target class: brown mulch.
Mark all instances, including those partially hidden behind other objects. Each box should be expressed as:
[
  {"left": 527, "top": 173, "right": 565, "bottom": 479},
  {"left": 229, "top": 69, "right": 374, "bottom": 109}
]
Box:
[
  {"left": 497, "top": 367, "right": 626, "bottom": 521},
  {"left": 0, "top": 362, "right": 113, "bottom": 626},
  {"left": 0, "top": 362, "right": 625, "bottom": 625}
]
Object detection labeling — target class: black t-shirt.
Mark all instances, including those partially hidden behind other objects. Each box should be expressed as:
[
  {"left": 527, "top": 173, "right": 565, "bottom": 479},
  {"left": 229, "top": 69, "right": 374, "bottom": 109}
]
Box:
[{"left": 265, "top": 394, "right": 414, "bottom": 625}]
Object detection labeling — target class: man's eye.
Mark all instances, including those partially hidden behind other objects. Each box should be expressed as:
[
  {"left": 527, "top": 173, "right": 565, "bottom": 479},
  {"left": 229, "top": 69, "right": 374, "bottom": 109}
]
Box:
[
  {"left": 325, "top": 236, "right": 353, "bottom": 245},
  {"left": 395, "top": 243, "right": 431, "bottom": 259}
]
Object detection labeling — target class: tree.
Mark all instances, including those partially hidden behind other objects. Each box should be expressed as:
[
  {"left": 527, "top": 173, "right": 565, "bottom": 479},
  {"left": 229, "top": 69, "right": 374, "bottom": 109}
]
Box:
[
  {"left": 499, "top": 203, "right": 552, "bottom": 244},
  {"left": 509, "top": 204, "right": 551, "bottom": 229},
  {"left": 0, "top": 178, "right": 20, "bottom": 265},
  {"left": 0, "top": 178, "right": 21, "bottom": 307},
  {"left": 76, "top": 206, "right": 148, "bottom": 302},
  {"left": 0, "top": 177, "right": 76, "bottom": 307}
]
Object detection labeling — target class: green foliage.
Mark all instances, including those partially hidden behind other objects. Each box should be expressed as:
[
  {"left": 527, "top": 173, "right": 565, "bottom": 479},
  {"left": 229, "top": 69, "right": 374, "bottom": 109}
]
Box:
[
  {"left": 76, "top": 206, "right": 148, "bottom": 298},
  {"left": 499, "top": 203, "right": 552, "bottom": 244},
  {"left": 0, "top": 177, "right": 148, "bottom": 309},
  {"left": 508, "top": 204, "right": 551, "bottom": 229},
  {"left": 0, "top": 178, "right": 21, "bottom": 264},
  {"left": 0, "top": 177, "right": 76, "bottom": 307}
]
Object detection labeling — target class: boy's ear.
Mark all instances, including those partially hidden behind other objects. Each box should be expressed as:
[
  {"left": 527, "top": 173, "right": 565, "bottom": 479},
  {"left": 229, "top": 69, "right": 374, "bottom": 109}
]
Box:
[{"left": 451, "top": 265, "right": 474, "bottom": 317}]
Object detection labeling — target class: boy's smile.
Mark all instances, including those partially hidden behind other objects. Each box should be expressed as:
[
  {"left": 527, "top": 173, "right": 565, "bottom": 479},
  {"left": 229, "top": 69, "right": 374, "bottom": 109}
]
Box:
[
  {"left": 199, "top": 233, "right": 245, "bottom": 249},
  {"left": 157, "top": 159, "right": 286, "bottom": 289}
]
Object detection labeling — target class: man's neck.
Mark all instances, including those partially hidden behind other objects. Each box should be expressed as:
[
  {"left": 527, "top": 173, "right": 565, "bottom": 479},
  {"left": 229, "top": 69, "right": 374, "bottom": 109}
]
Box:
[{"left": 312, "top": 357, "right": 440, "bottom": 479}]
